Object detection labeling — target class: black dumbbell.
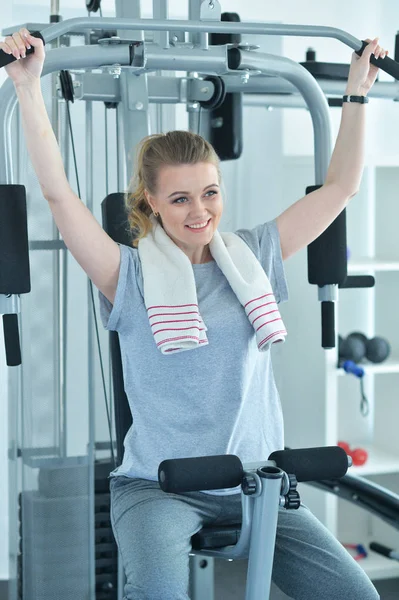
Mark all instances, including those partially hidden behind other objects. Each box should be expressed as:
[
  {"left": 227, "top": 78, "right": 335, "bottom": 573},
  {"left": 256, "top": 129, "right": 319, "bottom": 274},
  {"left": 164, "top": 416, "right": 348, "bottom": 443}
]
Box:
[
  {"left": 339, "top": 332, "right": 391, "bottom": 364},
  {"left": 366, "top": 336, "right": 391, "bottom": 364}
]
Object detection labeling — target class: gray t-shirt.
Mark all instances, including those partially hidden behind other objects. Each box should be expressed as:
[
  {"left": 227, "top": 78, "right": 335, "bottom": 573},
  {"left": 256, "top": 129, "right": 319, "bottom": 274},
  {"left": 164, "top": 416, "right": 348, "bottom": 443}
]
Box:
[{"left": 99, "top": 219, "right": 288, "bottom": 495}]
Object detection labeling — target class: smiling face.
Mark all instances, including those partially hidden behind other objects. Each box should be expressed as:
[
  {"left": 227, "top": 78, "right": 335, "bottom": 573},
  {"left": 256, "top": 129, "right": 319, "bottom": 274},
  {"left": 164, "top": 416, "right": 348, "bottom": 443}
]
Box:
[{"left": 145, "top": 162, "right": 223, "bottom": 263}]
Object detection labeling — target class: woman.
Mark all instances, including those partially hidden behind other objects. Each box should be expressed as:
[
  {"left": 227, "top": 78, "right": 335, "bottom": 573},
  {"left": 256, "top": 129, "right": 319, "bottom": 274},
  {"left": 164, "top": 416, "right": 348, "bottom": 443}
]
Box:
[{"left": 1, "top": 28, "right": 386, "bottom": 600}]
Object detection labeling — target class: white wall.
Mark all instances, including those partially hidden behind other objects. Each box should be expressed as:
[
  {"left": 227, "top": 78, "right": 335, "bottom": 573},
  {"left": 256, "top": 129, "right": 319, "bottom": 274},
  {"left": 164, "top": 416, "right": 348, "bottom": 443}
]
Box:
[{"left": 1, "top": 0, "right": 397, "bottom": 581}]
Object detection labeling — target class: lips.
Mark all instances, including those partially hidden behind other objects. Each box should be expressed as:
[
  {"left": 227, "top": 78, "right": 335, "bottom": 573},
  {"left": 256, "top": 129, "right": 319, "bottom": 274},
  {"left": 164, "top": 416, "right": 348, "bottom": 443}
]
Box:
[{"left": 185, "top": 218, "right": 211, "bottom": 231}]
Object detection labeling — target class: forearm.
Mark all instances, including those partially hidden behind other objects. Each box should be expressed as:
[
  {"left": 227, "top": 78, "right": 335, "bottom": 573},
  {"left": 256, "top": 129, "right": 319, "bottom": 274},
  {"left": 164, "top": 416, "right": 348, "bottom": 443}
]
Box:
[
  {"left": 15, "top": 80, "right": 71, "bottom": 201},
  {"left": 324, "top": 77, "right": 369, "bottom": 198},
  {"left": 324, "top": 101, "right": 366, "bottom": 199}
]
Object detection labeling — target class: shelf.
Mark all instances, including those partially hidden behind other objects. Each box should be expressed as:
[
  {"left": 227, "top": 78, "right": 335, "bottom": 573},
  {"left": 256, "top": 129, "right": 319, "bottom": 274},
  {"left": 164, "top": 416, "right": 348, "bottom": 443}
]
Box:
[
  {"left": 364, "top": 156, "right": 399, "bottom": 167},
  {"left": 339, "top": 541, "right": 399, "bottom": 581},
  {"left": 337, "top": 357, "right": 399, "bottom": 375},
  {"left": 348, "top": 258, "right": 399, "bottom": 273},
  {"left": 346, "top": 445, "right": 399, "bottom": 476}
]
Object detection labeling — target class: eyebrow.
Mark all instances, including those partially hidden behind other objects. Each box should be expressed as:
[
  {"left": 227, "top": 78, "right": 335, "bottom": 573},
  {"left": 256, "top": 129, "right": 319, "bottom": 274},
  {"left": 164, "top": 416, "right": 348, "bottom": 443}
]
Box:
[{"left": 167, "top": 184, "right": 219, "bottom": 199}]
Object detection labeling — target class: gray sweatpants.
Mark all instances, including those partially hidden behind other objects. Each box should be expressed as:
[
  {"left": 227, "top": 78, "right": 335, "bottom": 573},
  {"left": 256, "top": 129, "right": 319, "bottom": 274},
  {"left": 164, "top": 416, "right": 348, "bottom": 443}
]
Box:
[{"left": 110, "top": 476, "right": 380, "bottom": 600}]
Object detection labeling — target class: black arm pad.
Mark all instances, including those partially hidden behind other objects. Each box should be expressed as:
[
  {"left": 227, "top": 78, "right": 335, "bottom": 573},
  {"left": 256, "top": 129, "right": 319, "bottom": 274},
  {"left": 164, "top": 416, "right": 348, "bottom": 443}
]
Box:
[
  {"left": 307, "top": 185, "right": 347, "bottom": 286},
  {"left": 158, "top": 455, "right": 244, "bottom": 493},
  {"left": 0, "top": 184, "right": 30, "bottom": 294},
  {"left": 269, "top": 447, "right": 349, "bottom": 482}
]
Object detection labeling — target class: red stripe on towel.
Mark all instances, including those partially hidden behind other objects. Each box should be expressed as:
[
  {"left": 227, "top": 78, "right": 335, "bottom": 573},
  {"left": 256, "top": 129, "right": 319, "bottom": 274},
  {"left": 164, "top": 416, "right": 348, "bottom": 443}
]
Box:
[
  {"left": 244, "top": 293, "right": 273, "bottom": 308},
  {"left": 247, "top": 301, "right": 275, "bottom": 318},
  {"left": 258, "top": 329, "right": 287, "bottom": 348},
  {"left": 151, "top": 318, "right": 201, "bottom": 328},
  {"left": 255, "top": 317, "right": 283, "bottom": 333},
  {"left": 251, "top": 309, "right": 280, "bottom": 326},
  {"left": 157, "top": 334, "right": 201, "bottom": 348},
  {"left": 163, "top": 338, "right": 208, "bottom": 353},
  {"left": 153, "top": 326, "right": 205, "bottom": 336},
  {"left": 148, "top": 303, "right": 198, "bottom": 311},
  {"left": 148, "top": 310, "right": 200, "bottom": 319}
]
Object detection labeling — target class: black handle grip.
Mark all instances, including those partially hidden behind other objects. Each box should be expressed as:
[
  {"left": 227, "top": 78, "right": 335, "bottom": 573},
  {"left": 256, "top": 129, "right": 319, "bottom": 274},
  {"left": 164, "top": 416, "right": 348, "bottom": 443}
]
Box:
[
  {"left": 2, "top": 313, "right": 22, "bottom": 366},
  {"left": 158, "top": 455, "right": 244, "bottom": 493},
  {"left": 339, "top": 275, "right": 375, "bottom": 289},
  {"left": 356, "top": 39, "right": 399, "bottom": 80},
  {"left": 0, "top": 31, "right": 45, "bottom": 69},
  {"left": 369, "top": 542, "right": 394, "bottom": 559},
  {"left": 269, "top": 447, "right": 349, "bottom": 482},
  {"left": 321, "top": 301, "right": 335, "bottom": 349}
]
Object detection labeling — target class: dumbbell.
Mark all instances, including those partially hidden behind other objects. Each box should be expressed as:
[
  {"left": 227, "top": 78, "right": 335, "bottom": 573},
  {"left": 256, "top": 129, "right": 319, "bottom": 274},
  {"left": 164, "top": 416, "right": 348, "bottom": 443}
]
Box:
[
  {"left": 338, "top": 441, "right": 368, "bottom": 466},
  {"left": 339, "top": 332, "right": 391, "bottom": 364}
]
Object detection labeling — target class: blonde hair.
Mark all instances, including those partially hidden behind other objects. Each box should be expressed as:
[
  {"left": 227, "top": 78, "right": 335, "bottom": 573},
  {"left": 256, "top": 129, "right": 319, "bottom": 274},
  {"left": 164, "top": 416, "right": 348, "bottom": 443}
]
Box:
[{"left": 125, "top": 130, "right": 221, "bottom": 247}]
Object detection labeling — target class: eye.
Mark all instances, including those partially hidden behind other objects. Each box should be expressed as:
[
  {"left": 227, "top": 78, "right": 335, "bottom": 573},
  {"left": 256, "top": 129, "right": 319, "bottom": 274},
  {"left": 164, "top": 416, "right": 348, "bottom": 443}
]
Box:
[
  {"left": 205, "top": 190, "right": 218, "bottom": 197},
  {"left": 172, "top": 196, "right": 188, "bottom": 204}
]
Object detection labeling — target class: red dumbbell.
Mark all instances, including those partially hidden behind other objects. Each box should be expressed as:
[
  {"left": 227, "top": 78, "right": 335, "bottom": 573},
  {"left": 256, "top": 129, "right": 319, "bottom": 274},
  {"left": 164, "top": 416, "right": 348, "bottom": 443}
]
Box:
[{"left": 338, "top": 441, "right": 368, "bottom": 466}]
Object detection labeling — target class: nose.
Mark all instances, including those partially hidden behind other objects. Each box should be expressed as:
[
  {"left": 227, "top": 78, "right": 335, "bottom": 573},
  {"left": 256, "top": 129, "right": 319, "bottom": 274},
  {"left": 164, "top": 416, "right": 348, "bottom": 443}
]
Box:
[{"left": 189, "top": 197, "right": 208, "bottom": 218}]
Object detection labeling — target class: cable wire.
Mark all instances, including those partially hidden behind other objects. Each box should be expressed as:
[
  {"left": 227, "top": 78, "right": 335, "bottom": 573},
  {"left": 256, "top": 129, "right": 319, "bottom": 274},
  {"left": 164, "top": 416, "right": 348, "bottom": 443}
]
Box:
[{"left": 61, "top": 74, "right": 116, "bottom": 468}]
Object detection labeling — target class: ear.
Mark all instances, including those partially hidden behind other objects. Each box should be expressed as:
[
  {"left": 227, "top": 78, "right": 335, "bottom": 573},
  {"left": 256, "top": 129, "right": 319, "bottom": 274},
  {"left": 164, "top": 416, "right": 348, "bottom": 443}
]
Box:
[{"left": 144, "top": 189, "right": 157, "bottom": 214}]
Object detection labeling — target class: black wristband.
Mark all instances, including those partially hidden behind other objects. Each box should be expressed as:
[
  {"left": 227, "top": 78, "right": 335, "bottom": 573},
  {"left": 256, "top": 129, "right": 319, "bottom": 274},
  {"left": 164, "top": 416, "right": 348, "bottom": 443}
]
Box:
[{"left": 342, "top": 95, "right": 369, "bottom": 104}]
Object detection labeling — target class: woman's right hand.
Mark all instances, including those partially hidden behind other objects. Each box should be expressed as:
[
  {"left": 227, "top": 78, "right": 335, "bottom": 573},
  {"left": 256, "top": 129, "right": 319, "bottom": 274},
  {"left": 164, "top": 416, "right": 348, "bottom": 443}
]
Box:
[{"left": 1, "top": 28, "right": 45, "bottom": 86}]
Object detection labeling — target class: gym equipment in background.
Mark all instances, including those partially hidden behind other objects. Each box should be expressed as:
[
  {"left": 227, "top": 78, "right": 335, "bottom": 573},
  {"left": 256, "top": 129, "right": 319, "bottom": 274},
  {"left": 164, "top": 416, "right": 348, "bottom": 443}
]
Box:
[
  {"left": 338, "top": 441, "right": 368, "bottom": 467},
  {"left": 339, "top": 359, "right": 369, "bottom": 416},
  {"left": 338, "top": 332, "right": 391, "bottom": 416},
  {"left": 342, "top": 542, "right": 368, "bottom": 561},
  {"left": 339, "top": 332, "right": 391, "bottom": 364},
  {"left": 370, "top": 541, "right": 399, "bottom": 562},
  {"left": 208, "top": 12, "right": 243, "bottom": 160}
]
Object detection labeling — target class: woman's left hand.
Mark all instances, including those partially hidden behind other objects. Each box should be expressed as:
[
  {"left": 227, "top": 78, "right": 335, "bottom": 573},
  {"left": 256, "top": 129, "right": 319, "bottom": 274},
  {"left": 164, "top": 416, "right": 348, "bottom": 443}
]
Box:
[{"left": 345, "top": 37, "right": 388, "bottom": 96}]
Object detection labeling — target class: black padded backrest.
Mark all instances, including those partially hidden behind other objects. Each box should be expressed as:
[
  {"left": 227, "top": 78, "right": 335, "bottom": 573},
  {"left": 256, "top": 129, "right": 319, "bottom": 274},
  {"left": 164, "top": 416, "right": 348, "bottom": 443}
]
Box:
[{"left": 101, "top": 192, "right": 134, "bottom": 465}]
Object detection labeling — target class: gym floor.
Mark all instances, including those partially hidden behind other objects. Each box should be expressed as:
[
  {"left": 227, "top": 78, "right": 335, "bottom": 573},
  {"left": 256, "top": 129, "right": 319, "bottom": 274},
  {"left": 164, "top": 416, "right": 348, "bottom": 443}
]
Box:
[{"left": 0, "top": 569, "right": 398, "bottom": 598}]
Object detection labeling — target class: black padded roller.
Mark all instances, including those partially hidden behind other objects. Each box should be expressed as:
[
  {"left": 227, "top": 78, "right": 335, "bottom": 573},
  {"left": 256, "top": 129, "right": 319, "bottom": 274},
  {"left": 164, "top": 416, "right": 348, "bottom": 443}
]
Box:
[
  {"left": 158, "top": 455, "right": 244, "bottom": 493},
  {"left": 307, "top": 185, "right": 347, "bottom": 286},
  {"left": 0, "top": 185, "right": 30, "bottom": 294},
  {"left": 268, "top": 447, "right": 349, "bottom": 482}
]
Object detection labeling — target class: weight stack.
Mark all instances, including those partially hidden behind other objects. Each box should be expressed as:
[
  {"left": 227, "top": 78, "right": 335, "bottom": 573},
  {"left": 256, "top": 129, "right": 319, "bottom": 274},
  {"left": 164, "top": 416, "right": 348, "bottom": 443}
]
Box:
[
  {"left": 18, "top": 464, "right": 91, "bottom": 600},
  {"left": 95, "top": 460, "right": 118, "bottom": 599},
  {"left": 17, "top": 461, "right": 118, "bottom": 599}
]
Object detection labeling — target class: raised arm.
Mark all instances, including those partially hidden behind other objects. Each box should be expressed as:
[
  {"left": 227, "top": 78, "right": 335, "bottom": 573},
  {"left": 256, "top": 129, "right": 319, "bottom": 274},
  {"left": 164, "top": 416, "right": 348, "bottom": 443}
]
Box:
[
  {"left": 1, "top": 28, "right": 121, "bottom": 304},
  {"left": 276, "top": 37, "right": 386, "bottom": 261}
]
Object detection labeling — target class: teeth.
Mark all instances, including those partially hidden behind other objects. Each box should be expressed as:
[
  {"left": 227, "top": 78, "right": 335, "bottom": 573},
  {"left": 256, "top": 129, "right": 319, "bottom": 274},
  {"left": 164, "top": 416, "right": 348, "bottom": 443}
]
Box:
[{"left": 187, "top": 221, "right": 208, "bottom": 229}]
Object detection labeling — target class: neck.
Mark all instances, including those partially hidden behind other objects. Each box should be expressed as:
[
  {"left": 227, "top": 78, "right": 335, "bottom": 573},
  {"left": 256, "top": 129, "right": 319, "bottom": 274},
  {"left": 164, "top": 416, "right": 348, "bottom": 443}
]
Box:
[{"left": 188, "top": 245, "right": 213, "bottom": 264}]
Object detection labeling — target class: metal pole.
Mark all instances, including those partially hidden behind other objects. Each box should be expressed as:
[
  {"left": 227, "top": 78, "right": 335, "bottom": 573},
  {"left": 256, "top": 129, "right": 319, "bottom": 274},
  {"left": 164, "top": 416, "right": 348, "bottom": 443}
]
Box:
[
  {"left": 37, "top": 18, "right": 364, "bottom": 50},
  {"left": 48, "top": 0, "right": 67, "bottom": 459},
  {"left": 245, "top": 468, "right": 283, "bottom": 600},
  {"left": 85, "top": 32, "right": 96, "bottom": 600}
]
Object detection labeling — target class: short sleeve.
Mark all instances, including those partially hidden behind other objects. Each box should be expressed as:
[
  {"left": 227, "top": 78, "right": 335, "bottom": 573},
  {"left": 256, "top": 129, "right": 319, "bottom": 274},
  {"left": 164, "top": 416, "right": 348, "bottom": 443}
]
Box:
[
  {"left": 235, "top": 219, "right": 288, "bottom": 304},
  {"left": 98, "top": 243, "right": 140, "bottom": 331}
]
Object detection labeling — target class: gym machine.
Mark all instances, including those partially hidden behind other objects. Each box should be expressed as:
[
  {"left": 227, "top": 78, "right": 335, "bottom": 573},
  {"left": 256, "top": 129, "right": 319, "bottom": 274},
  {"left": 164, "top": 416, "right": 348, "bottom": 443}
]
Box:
[{"left": 2, "top": 1, "right": 399, "bottom": 598}]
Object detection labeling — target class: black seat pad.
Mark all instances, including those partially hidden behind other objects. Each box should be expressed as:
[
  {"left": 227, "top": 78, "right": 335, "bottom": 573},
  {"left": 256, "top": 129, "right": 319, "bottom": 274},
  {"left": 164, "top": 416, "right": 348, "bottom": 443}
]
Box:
[{"left": 191, "top": 524, "right": 242, "bottom": 551}]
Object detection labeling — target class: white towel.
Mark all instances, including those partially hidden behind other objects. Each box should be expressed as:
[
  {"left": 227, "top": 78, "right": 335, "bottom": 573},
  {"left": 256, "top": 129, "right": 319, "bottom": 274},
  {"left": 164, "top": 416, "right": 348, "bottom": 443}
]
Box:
[{"left": 138, "top": 218, "right": 287, "bottom": 354}]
